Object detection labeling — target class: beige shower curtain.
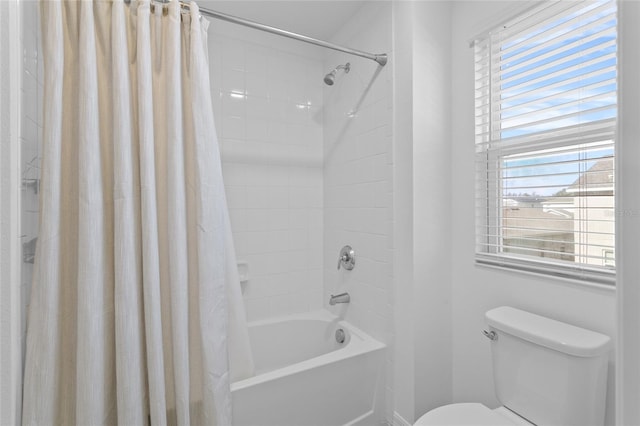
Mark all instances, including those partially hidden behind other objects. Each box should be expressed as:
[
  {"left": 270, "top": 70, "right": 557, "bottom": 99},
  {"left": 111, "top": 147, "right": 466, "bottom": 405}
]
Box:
[{"left": 22, "top": 0, "right": 253, "bottom": 424}]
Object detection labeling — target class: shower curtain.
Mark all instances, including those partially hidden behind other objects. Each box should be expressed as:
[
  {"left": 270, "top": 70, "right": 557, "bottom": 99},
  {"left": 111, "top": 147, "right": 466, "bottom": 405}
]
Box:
[{"left": 22, "top": 0, "right": 253, "bottom": 424}]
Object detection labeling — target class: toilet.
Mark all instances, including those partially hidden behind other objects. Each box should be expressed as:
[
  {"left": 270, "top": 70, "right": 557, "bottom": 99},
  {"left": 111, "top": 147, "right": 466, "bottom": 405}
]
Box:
[{"left": 415, "top": 306, "right": 611, "bottom": 426}]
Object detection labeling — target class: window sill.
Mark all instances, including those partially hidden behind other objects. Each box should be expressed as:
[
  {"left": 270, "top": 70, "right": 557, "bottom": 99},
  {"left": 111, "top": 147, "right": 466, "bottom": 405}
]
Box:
[{"left": 475, "top": 253, "right": 616, "bottom": 291}]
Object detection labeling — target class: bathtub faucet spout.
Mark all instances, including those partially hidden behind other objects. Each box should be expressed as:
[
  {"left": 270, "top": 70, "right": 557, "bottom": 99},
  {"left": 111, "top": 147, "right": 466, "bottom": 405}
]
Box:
[{"left": 329, "top": 292, "right": 350, "bottom": 305}]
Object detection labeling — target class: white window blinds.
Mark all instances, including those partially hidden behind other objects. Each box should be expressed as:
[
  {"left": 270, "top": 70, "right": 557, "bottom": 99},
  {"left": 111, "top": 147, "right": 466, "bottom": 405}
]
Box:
[{"left": 474, "top": 0, "right": 617, "bottom": 285}]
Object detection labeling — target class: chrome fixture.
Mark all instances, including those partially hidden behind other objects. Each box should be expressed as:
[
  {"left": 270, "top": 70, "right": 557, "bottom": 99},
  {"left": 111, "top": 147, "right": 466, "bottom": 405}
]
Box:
[
  {"left": 337, "top": 245, "right": 355, "bottom": 270},
  {"left": 125, "top": 1, "right": 388, "bottom": 66},
  {"left": 324, "top": 63, "right": 350, "bottom": 86},
  {"left": 329, "top": 292, "right": 351, "bottom": 305},
  {"left": 483, "top": 330, "right": 498, "bottom": 341},
  {"left": 335, "top": 329, "right": 346, "bottom": 344}
]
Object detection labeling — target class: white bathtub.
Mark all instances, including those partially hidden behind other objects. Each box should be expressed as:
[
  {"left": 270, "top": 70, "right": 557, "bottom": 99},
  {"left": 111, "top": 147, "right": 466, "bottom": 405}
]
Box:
[{"left": 231, "top": 310, "right": 386, "bottom": 426}]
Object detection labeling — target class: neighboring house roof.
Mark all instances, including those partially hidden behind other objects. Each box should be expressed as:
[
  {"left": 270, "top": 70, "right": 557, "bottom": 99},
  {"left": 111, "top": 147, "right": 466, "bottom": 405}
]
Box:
[{"left": 565, "top": 158, "right": 614, "bottom": 196}]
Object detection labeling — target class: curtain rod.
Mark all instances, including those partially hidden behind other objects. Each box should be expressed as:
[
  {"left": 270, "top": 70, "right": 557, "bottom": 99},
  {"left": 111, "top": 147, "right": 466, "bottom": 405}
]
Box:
[
  {"left": 131, "top": 0, "right": 388, "bottom": 66},
  {"left": 196, "top": 6, "right": 388, "bottom": 66}
]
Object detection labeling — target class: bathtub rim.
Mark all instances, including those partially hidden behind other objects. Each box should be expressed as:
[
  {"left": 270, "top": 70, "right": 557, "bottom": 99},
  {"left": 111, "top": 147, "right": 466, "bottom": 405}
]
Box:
[{"left": 231, "top": 309, "right": 386, "bottom": 392}]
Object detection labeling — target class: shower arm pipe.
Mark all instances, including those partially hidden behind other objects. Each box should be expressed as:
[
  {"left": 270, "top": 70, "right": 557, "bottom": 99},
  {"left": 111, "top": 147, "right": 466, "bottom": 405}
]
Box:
[{"left": 180, "top": 3, "right": 388, "bottom": 66}]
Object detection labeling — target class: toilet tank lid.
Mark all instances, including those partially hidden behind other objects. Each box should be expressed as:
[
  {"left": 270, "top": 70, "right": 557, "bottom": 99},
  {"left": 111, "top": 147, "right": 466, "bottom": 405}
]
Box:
[{"left": 485, "top": 306, "right": 611, "bottom": 357}]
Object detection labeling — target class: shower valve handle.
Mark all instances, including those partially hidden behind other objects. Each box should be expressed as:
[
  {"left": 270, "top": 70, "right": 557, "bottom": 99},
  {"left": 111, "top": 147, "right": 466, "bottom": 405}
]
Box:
[{"left": 337, "top": 245, "right": 355, "bottom": 270}]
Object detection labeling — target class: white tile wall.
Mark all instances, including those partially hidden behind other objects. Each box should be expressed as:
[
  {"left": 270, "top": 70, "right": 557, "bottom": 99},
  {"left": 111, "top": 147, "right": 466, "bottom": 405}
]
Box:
[
  {"left": 323, "top": 2, "right": 393, "bottom": 347},
  {"left": 208, "top": 22, "right": 325, "bottom": 321},
  {"left": 20, "top": 0, "right": 42, "bottom": 365},
  {"left": 321, "top": 2, "right": 394, "bottom": 423}
]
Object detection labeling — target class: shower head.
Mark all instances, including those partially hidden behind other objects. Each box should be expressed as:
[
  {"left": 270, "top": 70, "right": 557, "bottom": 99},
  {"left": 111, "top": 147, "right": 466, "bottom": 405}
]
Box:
[
  {"left": 324, "top": 63, "right": 350, "bottom": 86},
  {"left": 324, "top": 70, "right": 337, "bottom": 86}
]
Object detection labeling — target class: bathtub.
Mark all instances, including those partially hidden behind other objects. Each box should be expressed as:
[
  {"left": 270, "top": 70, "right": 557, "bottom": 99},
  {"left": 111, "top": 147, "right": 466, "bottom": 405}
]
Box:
[{"left": 231, "top": 310, "right": 386, "bottom": 426}]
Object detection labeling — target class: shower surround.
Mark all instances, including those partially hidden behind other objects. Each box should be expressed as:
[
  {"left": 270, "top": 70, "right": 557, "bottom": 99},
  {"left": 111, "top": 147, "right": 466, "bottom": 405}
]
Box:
[
  {"left": 322, "top": 2, "right": 395, "bottom": 420},
  {"left": 209, "top": 1, "right": 394, "bottom": 422},
  {"left": 209, "top": 20, "right": 326, "bottom": 322}
]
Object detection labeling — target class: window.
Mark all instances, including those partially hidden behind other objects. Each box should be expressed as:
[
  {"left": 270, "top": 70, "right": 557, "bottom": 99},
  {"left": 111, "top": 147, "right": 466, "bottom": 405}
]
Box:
[{"left": 474, "top": 0, "right": 617, "bottom": 285}]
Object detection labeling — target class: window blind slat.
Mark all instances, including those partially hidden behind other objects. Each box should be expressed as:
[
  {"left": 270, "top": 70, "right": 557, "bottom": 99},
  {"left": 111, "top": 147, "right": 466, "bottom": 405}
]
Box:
[
  {"left": 483, "top": 226, "right": 614, "bottom": 237},
  {"left": 501, "top": 168, "right": 614, "bottom": 181},
  {"left": 495, "top": 52, "right": 616, "bottom": 96},
  {"left": 480, "top": 239, "right": 615, "bottom": 253},
  {"left": 495, "top": 38, "right": 616, "bottom": 88},
  {"left": 478, "top": 244, "right": 615, "bottom": 264},
  {"left": 480, "top": 216, "right": 615, "bottom": 224},
  {"left": 499, "top": 1, "right": 615, "bottom": 58},
  {"left": 497, "top": 92, "right": 616, "bottom": 127},
  {"left": 496, "top": 13, "right": 616, "bottom": 71},
  {"left": 475, "top": 119, "right": 616, "bottom": 152},
  {"left": 498, "top": 104, "right": 616, "bottom": 135},
  {"left": 496, "top": 1, "right": 584, "bottom": 46},
  {"left": 475, "top": 197, "right": 616, "bottom": 204},
  {"left": 496, "top": 79, "right": 616, "bottom": 118},
  {"left": 494, "top": 67, "right": 616, "bottom": 105}
]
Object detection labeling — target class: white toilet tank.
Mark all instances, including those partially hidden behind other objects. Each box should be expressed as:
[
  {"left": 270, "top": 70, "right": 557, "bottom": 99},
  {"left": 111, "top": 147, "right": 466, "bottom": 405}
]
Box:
[{"left": 486, "top": 307, "right": 611, "bottom": 426}]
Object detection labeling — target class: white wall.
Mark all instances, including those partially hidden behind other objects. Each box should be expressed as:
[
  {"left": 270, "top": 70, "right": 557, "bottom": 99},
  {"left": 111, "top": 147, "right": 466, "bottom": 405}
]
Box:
[
  {"left": 616, "top": 1, "right": 640, "bottom": 423},
  {"left": 391, "top": 2, "right": 415, "bottom": 423},
  {"left": 208, "top": 20, "right": 326, "bottom": 321},
  {"left": 450, "top": 3, "right": 617, "bottom": 425},
  {"left": 412, "top": 0, "right": 453, "bottom": 420},
  {"left": 0, "top": 0, "right": 23, "bottom": 423},
  {"left": 322, "top": 2, "right": 394, "bottom": 422},
  {"left": 393, "top": 2, "right": 454, "bottom": 423}
]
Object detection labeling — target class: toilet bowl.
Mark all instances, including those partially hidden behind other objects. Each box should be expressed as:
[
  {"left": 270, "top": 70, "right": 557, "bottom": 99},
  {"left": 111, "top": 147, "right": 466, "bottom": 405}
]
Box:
[
  {"left": 414, "top": 307, "right": 611, "bottom": 426},
  {"left": 414, "top": 403, "right": 531, "bottom": 426}
]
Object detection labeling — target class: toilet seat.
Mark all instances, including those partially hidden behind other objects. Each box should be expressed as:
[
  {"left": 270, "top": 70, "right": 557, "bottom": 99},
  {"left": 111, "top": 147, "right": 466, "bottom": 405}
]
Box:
[{"left": 414, "top": 403, "right": 533, "bottom": 426}]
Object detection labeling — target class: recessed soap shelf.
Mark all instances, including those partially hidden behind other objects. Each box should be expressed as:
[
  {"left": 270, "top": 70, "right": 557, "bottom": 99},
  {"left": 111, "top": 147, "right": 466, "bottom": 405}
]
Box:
[{"left": 237, "top": 260, "right": 249, "bottom": 283}]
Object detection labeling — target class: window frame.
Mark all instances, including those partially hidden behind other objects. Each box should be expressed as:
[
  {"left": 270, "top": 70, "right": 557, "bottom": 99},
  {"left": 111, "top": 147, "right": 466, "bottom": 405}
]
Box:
[{"left": 474, "top": 0, "right": 617, "bottom": 286}]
